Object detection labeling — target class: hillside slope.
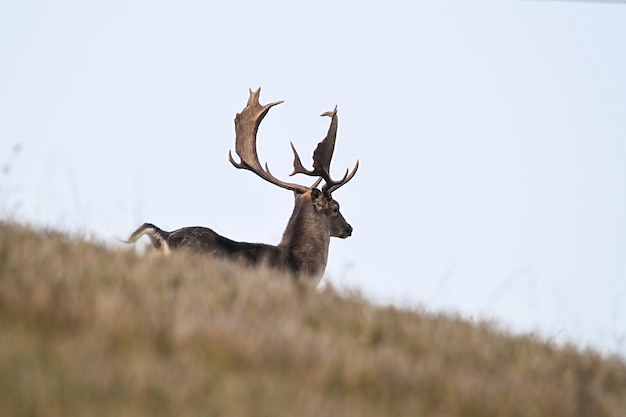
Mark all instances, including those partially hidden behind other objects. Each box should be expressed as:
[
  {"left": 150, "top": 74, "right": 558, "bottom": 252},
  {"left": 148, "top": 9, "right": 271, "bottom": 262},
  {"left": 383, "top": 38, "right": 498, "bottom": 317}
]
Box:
[{"left": 0, "top": 221, "right": 625, "bottom": 417}]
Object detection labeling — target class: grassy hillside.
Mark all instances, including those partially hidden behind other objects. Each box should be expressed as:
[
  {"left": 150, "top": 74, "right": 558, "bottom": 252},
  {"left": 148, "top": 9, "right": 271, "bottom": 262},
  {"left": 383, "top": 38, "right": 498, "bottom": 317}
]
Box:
[{"left": 0, "top": 221, "right": 625, "bottom": 417}]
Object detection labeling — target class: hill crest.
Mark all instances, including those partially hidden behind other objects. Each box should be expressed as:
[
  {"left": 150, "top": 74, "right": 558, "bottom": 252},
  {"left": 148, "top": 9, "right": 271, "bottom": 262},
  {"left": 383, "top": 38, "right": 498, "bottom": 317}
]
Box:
[{"left": 0, "top": 221, "right": 625, "bottom": 416}]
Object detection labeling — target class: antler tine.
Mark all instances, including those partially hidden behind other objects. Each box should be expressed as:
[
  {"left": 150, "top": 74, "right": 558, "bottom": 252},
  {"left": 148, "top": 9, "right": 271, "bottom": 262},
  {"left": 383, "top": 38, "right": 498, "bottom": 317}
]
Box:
[
  {"left": 289, "top": 106, "right": 358, "bottom": 197},
  {"left": 289, "top": 142, "right": 310, "bottom": 176},
  {"left": 229, "top": 88, "right": 311, "bottom": 194},
  {"left": 324, "top": 159, "right": 359, "bottom": 196}
]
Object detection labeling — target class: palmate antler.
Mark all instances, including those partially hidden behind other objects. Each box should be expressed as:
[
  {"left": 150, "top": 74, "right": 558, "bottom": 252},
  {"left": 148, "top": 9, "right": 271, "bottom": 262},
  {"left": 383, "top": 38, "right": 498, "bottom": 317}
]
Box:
[
  {"left": 290, "top": 106, "right": 359, "bottom": 198},
  {"left": 229, "top": 88, "right": 358, "bottom": 197},
  {"left": 229, "top": 88, "right": 311, "bottom": 194}
]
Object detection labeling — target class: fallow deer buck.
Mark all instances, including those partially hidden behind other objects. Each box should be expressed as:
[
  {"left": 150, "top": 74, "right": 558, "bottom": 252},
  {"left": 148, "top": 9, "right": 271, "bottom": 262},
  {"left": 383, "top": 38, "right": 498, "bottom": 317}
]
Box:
[{"left": 125, "top": 88, "right": 359, "bottom": 283}]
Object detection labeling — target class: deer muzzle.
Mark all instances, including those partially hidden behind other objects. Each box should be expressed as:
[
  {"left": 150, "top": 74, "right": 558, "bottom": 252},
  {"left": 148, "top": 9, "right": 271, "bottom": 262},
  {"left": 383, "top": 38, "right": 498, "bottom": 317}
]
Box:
[{"left": 338, "top": 223, "right": 353, "bottom": 239}]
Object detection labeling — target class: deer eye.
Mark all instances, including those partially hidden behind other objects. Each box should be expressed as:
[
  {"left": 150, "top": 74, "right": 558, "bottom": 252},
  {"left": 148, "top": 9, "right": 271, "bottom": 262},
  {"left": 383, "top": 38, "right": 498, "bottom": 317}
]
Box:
[{"left": 332, "top": 207, "right": 339, "bottom": 214}]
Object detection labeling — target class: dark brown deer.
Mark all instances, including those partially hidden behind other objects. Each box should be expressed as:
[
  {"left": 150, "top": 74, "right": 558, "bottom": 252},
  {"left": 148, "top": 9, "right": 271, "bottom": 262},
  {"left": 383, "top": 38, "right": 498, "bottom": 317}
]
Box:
[{"left": 124, "top": 88, "right": 358, "bottom": 283}]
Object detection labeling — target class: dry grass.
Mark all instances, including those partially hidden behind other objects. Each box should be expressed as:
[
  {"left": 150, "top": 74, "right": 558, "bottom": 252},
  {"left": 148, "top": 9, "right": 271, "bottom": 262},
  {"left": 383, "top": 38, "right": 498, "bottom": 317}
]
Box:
[{"left": 0, "top": 221, "right": 625, "bottom": 417}]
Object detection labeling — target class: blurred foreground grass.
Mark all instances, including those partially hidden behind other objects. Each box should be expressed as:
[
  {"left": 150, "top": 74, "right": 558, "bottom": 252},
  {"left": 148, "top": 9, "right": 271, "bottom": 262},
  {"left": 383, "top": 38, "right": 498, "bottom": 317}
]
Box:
[{"left": 0, "top": 221, "right": 625, "bottom": 416}]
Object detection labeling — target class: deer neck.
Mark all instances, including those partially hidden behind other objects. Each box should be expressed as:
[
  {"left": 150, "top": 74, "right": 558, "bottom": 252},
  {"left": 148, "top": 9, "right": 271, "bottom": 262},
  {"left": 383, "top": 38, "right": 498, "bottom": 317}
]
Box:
[{"left": 278, "top": 193, "right": 330, "bottom": 282}]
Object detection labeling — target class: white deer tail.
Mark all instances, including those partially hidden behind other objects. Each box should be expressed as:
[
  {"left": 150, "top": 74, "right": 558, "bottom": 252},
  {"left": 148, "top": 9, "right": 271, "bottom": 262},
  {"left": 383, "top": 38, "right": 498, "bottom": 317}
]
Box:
[{"left": 123, "top": 223, "right": 171, "bottom": 254}]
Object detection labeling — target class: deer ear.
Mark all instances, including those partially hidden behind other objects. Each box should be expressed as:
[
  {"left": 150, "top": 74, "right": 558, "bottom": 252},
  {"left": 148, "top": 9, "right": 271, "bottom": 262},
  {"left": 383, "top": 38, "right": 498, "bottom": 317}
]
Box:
[
  {"left": 310, "top": 188, "right": 326, "bottom": 208},
  {"left": 310, "top": 188, "right": 322, "bottom": 200}
]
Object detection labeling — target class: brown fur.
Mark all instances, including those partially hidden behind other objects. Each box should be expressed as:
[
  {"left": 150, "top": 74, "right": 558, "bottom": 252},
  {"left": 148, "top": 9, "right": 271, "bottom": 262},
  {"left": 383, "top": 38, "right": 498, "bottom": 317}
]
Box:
[{"left": 124, "top": 189, "right": 351, "bottom": 284}]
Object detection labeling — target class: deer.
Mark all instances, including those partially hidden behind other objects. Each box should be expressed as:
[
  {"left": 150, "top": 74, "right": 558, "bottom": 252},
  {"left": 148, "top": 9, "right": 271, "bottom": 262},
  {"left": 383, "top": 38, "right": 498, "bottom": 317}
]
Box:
[{"left": 124, "top": 88, "right": 359, "bottom": 284}]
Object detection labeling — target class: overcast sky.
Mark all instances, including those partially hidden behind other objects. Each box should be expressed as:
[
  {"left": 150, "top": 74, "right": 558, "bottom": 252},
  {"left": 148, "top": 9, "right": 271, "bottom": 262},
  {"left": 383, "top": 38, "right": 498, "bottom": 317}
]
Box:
[{"left": 1, "top": 0, "right": 625, "bottom": 357}]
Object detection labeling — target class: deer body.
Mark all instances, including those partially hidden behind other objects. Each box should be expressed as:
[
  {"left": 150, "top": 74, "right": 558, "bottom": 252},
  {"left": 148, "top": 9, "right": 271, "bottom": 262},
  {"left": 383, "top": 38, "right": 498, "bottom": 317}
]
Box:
[
  {"left": 125, "top": 89, "right": 358, "bottom": 282},
  {"left": 127, "top": 189, "right": 351, "bottom": 282}
]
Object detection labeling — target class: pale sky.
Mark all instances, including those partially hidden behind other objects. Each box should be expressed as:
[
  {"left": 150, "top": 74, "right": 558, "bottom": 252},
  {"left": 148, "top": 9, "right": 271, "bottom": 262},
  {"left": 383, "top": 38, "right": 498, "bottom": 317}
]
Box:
[{"left": 1, "top": 1, "right": 625, "bottom": 357}]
